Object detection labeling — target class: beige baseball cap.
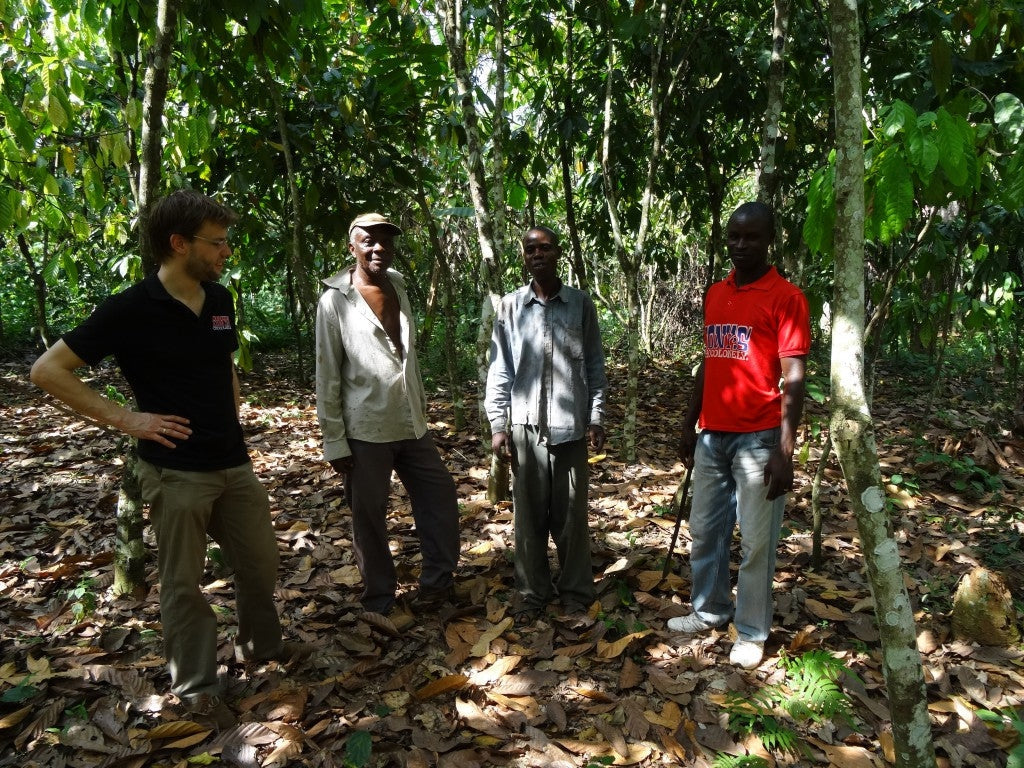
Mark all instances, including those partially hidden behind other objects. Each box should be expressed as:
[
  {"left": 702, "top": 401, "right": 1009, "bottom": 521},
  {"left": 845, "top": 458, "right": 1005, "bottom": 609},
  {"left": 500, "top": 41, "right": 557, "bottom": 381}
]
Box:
[{"left": 348, "top": 212, "right": 402, "bottom": 236}]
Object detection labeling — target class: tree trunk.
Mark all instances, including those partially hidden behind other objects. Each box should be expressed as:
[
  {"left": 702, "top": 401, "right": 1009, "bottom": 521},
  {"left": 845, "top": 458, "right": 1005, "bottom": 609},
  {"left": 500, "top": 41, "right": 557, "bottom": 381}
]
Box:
[
  {"left": 17, "top": 233, "right": 52, "bottom": 347},
  {"left": 558, "top": 3, "right": 589, "bottom": 292},
  {"left": 600, "top": 36, "right": 637, "bottom": 460},
  {"left": 412, "top": 179, "right": 465, "bottom": 430},
  {"left": 273, "top": 81, "right": 315, "bottom": 384},
  {"left": 112, "top": 440, "right": 147, "bottom": 598},
  {"left": 285, "top": 258, "right": 306, "bottom": 381},
  {"left": 599, "top": 0, "right": 678, "bottom": 460},
  {"left": 810, "top": 431, "right": 831, "bottom": 569},
  {"left": 829, "top": 2, "right": 937, "bottom": 766},
  {"left": 113, "top": 0, "right": 179, "bottom": 599},
  {"left": 756, "top": 0, "right": 790, "bottom": 210},
  {"left": 137, "top": 0, "right": 178, "bottom": 275},
  {"left": 438, "top": 0, "right": 509, "bottom": 501}
]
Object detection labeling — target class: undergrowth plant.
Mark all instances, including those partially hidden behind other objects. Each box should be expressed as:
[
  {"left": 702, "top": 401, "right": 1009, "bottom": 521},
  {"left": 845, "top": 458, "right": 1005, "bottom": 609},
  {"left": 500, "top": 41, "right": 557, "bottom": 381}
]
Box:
[
  {"left": 717, "top": 649, "right": 857, "bottom": 762},
  {"left": 712, "top": 756, "right": 770, "bottom": 768},
  {"left": 976, "top": 707, "right": 1024, "bottom": 768},
  {"left": 66, "top": 577, "right": 98, "bottom": 624}
]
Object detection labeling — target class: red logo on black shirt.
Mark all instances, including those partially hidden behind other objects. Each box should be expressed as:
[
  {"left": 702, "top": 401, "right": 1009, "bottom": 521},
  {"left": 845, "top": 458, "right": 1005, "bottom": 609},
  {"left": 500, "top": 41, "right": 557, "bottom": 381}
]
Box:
[{"left": 211, "top": 316, "right": 232, "bottom": 330}]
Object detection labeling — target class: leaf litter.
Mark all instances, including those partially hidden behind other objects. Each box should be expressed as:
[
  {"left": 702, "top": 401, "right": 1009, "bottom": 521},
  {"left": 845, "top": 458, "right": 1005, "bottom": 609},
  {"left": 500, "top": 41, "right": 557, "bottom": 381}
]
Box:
[{"left": 1, "top": 354, "right": 1023, "bottom": 767}]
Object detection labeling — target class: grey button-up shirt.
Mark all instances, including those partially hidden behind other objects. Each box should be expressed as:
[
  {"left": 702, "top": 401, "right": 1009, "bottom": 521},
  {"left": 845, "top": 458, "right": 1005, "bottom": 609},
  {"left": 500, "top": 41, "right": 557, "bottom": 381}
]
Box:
[
  {"left": 315, "top": 268, "right": 428, "bottom": 461},
  {"left": 485, "top": 282, "right": 607, "bottom": 445}
]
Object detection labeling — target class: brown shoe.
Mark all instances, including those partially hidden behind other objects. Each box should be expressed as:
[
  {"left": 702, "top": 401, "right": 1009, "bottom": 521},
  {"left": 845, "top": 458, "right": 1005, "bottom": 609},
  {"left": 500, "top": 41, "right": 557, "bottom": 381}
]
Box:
[{"left": 182, "top": 693, "right": 236, "bottom": 730}]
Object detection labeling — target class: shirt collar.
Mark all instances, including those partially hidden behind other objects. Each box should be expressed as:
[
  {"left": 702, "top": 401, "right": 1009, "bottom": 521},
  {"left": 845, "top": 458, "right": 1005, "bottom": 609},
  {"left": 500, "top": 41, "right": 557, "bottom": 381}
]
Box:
[
  {"left": 144, "top": 272, "right": 203, "bottom": 301},
  {"left": 724, "top": 265, "right": 781, "bottom": 291},
  {"left": 143, "top": 273, "right": 171, "bottom": 299},
  {"left": 525, "top": 281, "right": 566, "bottom": 305}
]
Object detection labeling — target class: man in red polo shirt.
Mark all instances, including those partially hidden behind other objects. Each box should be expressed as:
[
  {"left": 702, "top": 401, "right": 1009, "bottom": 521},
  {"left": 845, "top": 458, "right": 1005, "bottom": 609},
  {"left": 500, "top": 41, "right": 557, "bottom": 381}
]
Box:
[{"left": 669, "top": 201, "right": 810, "bottom": 669}]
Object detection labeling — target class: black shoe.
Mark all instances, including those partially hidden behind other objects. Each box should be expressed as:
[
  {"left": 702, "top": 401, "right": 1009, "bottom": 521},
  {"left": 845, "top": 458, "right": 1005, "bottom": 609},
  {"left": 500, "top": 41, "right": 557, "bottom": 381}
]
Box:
[
  {"left": 409, "top": 585, "right": 454, "bottom": 612},
  {"left": 559, "top": 603, "right": 595, "bottom": 626},
  {"left": 513, "top": 606, "right": 543, "bottom": 626}
]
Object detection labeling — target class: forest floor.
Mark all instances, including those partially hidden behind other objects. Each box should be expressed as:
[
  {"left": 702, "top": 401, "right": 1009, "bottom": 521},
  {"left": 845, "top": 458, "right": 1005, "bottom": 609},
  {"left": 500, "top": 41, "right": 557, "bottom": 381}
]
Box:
[{"left": 1, "top": 350, "right": 1023, "bottom": 768}]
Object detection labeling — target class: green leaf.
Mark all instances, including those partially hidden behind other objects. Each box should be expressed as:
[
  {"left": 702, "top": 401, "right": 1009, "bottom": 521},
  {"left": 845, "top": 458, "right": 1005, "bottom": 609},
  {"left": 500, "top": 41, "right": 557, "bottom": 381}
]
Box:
[
  {"left": 436, "top": 207, "right": 476, "bottom": 218},
  {"left": 69, "top": 69, "right": 85, "bottom": 102},
  {"left": 931, "top": 36, "right": 952, "bottom": 100},
  {"left": 345, "top": 730, "right": 373, "bottom": 768},
  {"left": 0, "top": 189, "right": 14, "bottom": 231},
  {"left": 112, "top": 135, "right": 131, "bottom": 167},
  {"left": 43, "top": 173, "right": 60, "bottom": 197},
  {"left": 46, "top": 91, "right": 69, "bottom": 129},
  {"left": 994, "top": 93, "right": 1024, "bottom": 145},
  {"left": 1, "top": 93, "right": 35, "bottom": 151},
  {"left": 803, "top": 165, "right": 835, "bottom": 255},
  {"left": 0, "top": 680, "right": 38, "bottom": 703},
  {"left": 1000, "top": 149, "right": 1024, "bottom": 209},
  {"left": 805, "top": 380, "right": 827, "bottom": 404},
  {"left": 615, "top": 15, "right": 647, "bottom": 41},
  {"left": 125, "top": 99, "right": 143, "bottom": 128},
  {"left": 507, "top": 183, "right": 527, "bottom": 210},
  {"left": 870, "top": 149, "right": 913, "bottom": 243},
  {"left": 61, "top": 251, "right": 80, "bottom": 288},
  {"left": 84, "top": 161, "right": 104, "bottom": 211},
  {"left": 935, "top": 108, "right": 968, "bottom": 186},
  {"left": 880, "top": 100, "right": 914, "bottom": 139},
  {"left": 914, "top": 134, "right": 939, "bottom": 180}
]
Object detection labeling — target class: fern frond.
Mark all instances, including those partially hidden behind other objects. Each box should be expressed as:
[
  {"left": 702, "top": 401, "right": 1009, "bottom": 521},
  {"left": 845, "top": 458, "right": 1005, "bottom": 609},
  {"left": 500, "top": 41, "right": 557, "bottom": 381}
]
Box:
[
  {"left": 712, "top": 754, "right": 771, "bottom": 768},
  {"left": 781, "top": 650, "right": 856, "bottom": 724},
  {"left": 757, "top": 717, "right": 804, "bottom": 756}
]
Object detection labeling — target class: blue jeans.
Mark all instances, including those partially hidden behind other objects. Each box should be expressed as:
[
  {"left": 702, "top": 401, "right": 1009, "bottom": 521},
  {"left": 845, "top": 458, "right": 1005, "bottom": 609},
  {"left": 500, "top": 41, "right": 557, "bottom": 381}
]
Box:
[{"left": 688, "top": 428, "right": 785, "bottom": 643}]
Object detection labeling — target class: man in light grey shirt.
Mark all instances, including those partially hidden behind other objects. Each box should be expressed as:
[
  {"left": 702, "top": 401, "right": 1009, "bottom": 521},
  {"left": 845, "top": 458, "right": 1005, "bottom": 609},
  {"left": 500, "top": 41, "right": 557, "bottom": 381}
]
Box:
[
  {"left": 315, "top": 213, "right": 459, "bottom": 615},
  {"left": 485, "top": 225, "right": 608, "bottom": 624}
]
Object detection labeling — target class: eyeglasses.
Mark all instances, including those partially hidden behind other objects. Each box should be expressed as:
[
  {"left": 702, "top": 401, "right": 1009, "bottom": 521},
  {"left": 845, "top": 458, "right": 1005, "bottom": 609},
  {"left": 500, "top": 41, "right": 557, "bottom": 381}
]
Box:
[
  {"left": 192, "top": 235, "right": 230, "bottom": 248},
  {"left": 523, "top": 243, "right": 557, "bottom": 255}
]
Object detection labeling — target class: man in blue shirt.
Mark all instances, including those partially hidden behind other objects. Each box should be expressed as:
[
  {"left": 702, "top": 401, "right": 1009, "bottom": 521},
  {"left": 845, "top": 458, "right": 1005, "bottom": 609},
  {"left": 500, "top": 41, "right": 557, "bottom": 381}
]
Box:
[{"left": 485, "top": 225, "right": 608, "bottom": 624}]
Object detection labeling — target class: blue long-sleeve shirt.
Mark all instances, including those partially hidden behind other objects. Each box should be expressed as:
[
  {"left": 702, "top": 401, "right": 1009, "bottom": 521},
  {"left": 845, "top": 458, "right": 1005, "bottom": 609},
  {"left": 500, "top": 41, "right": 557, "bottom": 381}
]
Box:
[{"left": 485, "top": 282, "right": 607, "bottom": 445}]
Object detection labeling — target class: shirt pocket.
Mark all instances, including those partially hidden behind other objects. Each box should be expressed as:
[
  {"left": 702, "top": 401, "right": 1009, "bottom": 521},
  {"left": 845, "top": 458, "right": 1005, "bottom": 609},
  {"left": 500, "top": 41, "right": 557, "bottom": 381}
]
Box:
[{"left": 553, "top": 313, "right": 585, "bottom": 361}]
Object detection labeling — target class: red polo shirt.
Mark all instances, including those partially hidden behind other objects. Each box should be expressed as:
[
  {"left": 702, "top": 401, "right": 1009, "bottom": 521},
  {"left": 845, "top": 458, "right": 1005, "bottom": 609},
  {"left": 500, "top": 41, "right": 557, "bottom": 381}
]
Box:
[{"left": 700, "top": 266, "right": 810, "bottom": 433}]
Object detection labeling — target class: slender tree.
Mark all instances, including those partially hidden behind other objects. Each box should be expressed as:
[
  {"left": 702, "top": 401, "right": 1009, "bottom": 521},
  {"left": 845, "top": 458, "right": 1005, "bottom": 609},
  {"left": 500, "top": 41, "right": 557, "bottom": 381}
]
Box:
[
  {"left": 599, "top": 0, "right": 690, "bottom": 461},
  {"left": 115, "top": 0, "right": 181, "bottom": 598},
  {"left": 437, "top": 0, "right": 510, "bottom": 501},
  {"left": 137, "top": 0, "right": 179, "bottom": 273},
  {"left": 271, "top": 80, "right": 315, "bottom": 383},
  {"left": 756, "top": 0, "right": 789, "bottom": 211},
  {"left": 828, "top": 1, "right": 937, "bottom": 765}
]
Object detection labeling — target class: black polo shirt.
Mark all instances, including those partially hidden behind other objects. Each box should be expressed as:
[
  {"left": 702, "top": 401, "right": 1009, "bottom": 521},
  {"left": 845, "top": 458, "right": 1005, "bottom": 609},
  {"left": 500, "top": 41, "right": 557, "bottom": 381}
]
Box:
[{"left": 63, "top": 274, "right": 249, "bottom": 471}]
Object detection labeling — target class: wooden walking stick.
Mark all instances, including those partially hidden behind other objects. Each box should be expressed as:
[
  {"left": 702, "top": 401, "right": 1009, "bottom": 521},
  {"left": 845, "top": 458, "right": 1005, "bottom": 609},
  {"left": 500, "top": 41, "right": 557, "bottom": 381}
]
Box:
[{"left": 660, "top": 466, "right": 693, "bottom": 581}]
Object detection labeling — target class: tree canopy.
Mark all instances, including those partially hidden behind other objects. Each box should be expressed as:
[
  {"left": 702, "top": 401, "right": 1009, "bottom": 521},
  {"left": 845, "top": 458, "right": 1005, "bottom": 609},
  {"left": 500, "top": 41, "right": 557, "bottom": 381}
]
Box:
[{"left": 2, "top": 0, "right": 1020, "bottom": 397}]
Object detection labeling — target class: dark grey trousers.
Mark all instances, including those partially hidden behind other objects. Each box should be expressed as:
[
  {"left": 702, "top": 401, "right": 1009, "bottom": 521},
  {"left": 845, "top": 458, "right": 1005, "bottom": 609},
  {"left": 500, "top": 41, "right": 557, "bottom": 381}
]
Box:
[
  {"left": 511, "top": 425, "right": 596, "bottom": 610},
  {"left": 346, "top": 433, "right": 460, "bottom": 612}
]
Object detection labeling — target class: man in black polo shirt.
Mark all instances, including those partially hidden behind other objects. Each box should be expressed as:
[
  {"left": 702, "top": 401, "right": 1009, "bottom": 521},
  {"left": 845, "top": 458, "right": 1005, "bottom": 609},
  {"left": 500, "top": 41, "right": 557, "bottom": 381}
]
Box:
[{"left": 31, "top": 190, "right": 294, "bottom": 726}]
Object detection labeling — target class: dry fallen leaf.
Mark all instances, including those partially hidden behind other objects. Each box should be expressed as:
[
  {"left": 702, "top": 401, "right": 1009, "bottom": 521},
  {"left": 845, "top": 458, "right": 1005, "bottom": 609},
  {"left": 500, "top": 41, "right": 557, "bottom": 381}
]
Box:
[
  {"left": 805, "top": 598, "right": 848, "bottom": 622},
  {"left": 597, "top": 630, "right": 652, "bottom": 659},
  {"left": 2, "top": 357, "right": 1015, "bottom": 766},
  {"left": 146, "top": 721, "right": 209, "bottom": 740},
  {"left": 414, "top": 674, "right": 469, "bottom": 700}
]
